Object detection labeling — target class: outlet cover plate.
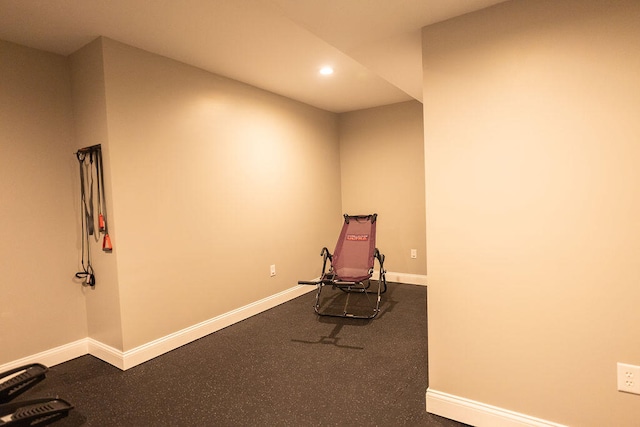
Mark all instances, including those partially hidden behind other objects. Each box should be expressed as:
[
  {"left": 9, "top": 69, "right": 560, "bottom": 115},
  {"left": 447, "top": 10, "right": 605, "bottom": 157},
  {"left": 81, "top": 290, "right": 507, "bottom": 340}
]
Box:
[{"left": 617, "top": 363, "right": 640, "bottom": 395}]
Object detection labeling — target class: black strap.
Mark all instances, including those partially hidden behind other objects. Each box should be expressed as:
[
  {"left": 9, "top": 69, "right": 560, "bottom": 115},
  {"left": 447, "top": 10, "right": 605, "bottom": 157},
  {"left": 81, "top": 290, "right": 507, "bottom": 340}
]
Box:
[
  {"left": 97, "top": 148, "right": 109, "bottom": 234},
  {"left": 75, "top": 148, "right": 96, "bottom": 286}
]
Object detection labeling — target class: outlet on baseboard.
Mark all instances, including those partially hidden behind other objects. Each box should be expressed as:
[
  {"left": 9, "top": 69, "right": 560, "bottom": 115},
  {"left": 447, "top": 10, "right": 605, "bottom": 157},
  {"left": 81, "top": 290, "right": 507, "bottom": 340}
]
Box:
[{"left": 617, "top": 362, "right": 640, "bottom": 395}]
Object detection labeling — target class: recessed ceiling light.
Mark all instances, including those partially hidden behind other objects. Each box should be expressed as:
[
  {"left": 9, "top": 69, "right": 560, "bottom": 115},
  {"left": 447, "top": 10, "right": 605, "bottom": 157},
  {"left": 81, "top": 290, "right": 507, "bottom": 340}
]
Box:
[{"left": 319, "top": 66, "right": 334, "bottom": 75}]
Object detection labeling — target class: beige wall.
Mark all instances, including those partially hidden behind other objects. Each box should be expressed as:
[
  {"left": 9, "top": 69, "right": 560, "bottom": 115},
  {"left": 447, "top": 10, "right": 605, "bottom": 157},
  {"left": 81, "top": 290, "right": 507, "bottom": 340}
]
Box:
[
  {"left": 99, "top": 38, "right": 342, "bottom": 350},
  {"left": 339, "top": 101, "right": 426, "bottom": 275},
  {"left": 423, "top": 0, "right": 640, "bottom": 426},
  {"left": 69, "top": 38, "right": 124, "bottom": 350},
  {"left": 0, "top": 40, "right": 87, "bottom": 363},
  {"left": 1, "top": 35, "right": 427, "bottom": 365}
]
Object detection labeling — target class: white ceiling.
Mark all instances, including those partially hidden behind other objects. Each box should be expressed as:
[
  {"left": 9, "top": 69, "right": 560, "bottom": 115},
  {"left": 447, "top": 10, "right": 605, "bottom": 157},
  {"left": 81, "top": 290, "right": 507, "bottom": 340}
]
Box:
[{"left": 0, "top": 0, "right": 507, "bottom": 113}]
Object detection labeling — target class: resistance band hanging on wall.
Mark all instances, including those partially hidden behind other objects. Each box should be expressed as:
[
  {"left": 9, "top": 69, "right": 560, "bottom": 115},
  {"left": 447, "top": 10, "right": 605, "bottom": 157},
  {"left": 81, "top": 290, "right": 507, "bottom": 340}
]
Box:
[{"left": 75, "top": 144, "right": 112, "bottom": 287}]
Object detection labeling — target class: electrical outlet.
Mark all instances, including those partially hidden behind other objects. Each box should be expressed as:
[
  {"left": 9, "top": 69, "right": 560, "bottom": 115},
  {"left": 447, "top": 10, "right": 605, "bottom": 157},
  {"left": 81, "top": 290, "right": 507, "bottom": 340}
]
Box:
[
  {"left": 410, "top": 249, "right": 417, "bottom": 259},
  {"left": 270, "top": 264, "right": 276, "bottom": 277},
  {"left": 617, "top": 363, "right": 640, "bottom": 395}
]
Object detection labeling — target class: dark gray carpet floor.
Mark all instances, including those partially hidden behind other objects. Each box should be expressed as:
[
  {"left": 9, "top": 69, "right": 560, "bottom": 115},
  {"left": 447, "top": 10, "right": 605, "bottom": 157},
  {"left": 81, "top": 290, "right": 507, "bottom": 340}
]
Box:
[{"left": 18, "top": 283, "right": 468, "bottom": 426}]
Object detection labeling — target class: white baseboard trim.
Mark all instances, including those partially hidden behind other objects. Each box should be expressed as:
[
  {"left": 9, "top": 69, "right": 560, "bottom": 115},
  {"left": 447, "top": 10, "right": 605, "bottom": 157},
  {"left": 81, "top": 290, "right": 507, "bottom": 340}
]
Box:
[
  {"left": 426, "top": 389, "right": 567, "bottom": 427},
  {"left": 119, "top": 284, "right": 316, "bottom": 370},
  {"left": 1, "top": 284, "right": 316, "bottom": 373},
  {"left": 3, "top": 277, "right": 427, "bottom": 373},
  {"left": 372, "top": 271, "right": 427, "bottom": 286},
  {"left": 87, "top": 338, "right": 125, "bottom": 370},
  {"left": 0, "top": 339, "right": 88, "bottom": 373}
]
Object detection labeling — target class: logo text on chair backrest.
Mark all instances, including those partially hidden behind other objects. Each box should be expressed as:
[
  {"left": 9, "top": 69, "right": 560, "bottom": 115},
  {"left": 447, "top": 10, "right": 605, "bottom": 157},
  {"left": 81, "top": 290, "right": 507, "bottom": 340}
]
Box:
[{"left": 346, "top": 234, "right": 369, "bottom": 241}]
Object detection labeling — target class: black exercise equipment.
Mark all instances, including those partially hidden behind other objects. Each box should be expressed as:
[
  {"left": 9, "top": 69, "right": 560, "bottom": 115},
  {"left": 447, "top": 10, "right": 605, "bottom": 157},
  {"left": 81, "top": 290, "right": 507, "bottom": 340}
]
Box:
[{"left": 0, "top": 364, "right": 73, "bottom": 426}]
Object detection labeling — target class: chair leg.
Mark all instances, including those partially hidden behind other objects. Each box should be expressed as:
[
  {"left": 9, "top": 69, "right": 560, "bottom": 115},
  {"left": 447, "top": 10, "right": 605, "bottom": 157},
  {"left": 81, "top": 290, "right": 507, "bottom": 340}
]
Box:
[{"left": 313, "top": 279, "right": 383, "bottom": 319}]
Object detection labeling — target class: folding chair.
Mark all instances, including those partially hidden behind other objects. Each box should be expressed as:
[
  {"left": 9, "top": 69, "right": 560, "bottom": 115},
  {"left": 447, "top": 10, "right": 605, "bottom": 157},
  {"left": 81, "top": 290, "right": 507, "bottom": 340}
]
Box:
[{"left": 299, "top": 214, "right": 387, "bottom": 319}]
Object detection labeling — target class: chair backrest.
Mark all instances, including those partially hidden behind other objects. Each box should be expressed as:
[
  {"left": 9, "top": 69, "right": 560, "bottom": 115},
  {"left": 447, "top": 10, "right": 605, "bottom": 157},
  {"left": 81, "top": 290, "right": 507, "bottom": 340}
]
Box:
[{"left": 332, "top": 214, "right": 377, "bottom": 282}]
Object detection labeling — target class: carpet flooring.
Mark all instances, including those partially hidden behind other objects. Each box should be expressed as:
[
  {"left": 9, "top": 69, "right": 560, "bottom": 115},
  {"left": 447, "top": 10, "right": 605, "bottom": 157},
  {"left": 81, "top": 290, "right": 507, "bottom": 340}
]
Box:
[{"left": 16, "top": 283, "right": 468, "bottom": 426}]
